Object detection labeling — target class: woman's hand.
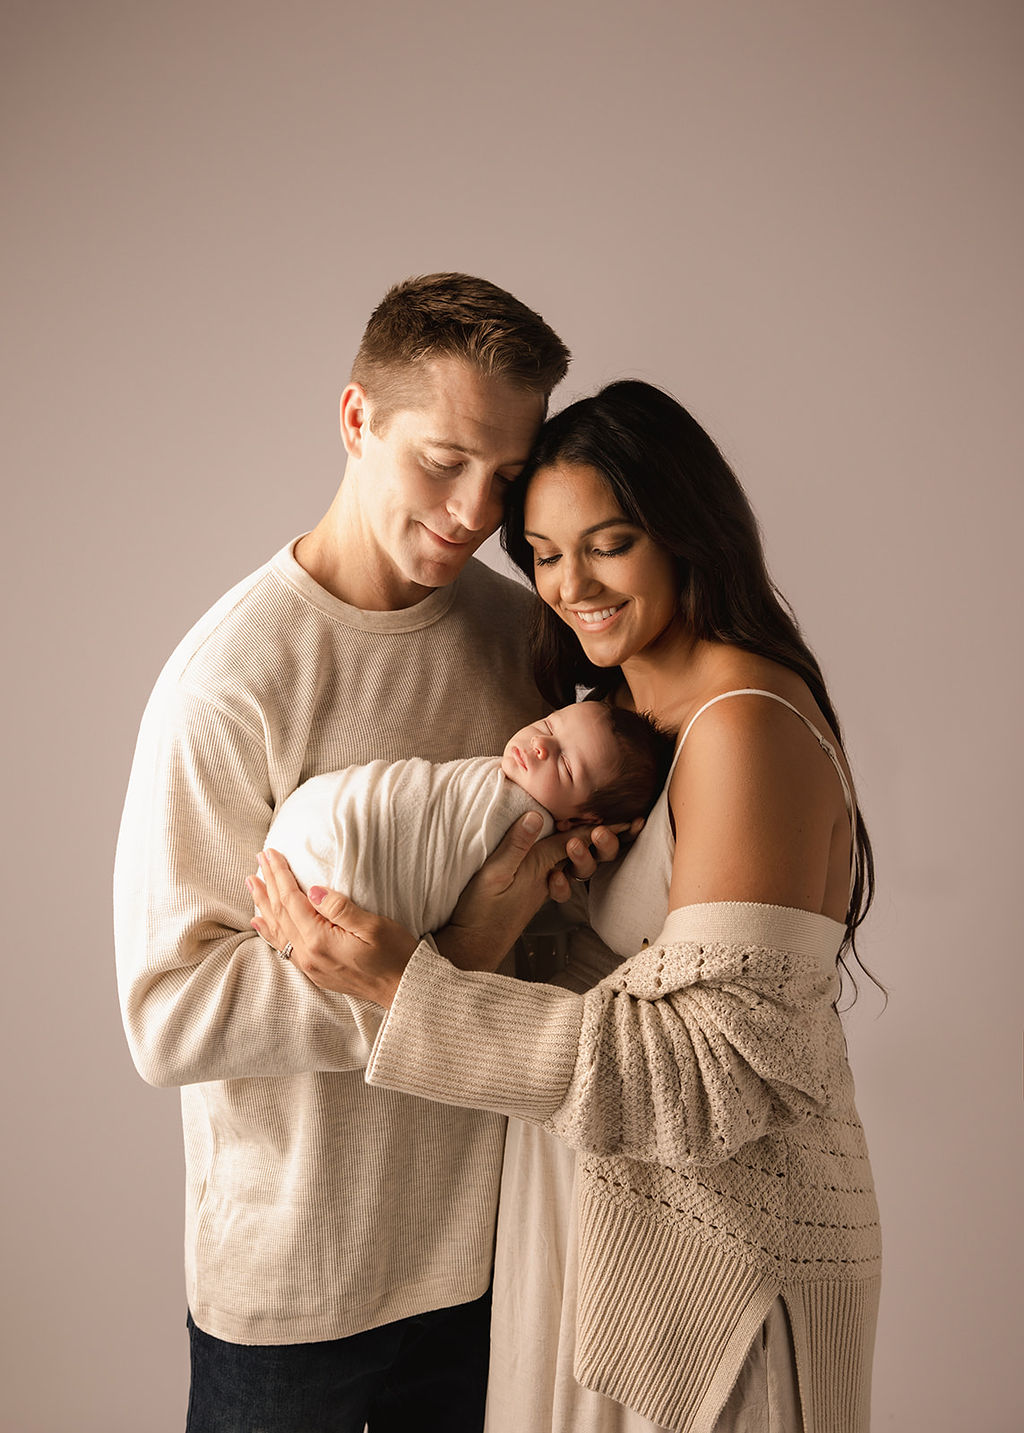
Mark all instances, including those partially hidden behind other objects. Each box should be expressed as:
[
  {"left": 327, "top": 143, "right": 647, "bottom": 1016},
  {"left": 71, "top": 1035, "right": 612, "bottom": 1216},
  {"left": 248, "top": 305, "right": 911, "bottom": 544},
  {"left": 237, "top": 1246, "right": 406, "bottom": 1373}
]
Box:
[
  {"left": 436, "top": 811, "right": 637, "bottom": 971},
  {"left": 248, "top": 849, "right": 418, "bottom": 1007}
]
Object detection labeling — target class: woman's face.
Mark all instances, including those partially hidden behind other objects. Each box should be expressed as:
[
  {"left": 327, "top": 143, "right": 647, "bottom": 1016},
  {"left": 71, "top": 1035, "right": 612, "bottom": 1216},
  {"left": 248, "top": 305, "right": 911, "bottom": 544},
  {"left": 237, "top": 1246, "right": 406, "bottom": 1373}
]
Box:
[{"left": 522, "top": 461, "right": 684, "bottom": 670}]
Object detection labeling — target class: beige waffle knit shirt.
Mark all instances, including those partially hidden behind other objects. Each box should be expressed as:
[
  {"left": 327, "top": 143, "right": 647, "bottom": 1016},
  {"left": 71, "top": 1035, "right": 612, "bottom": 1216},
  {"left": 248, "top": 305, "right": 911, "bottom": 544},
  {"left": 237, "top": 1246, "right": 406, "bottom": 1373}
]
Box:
[
  {"left": 114, "top": 540, "right": 546, "bottom": 1343},
  {"left": 367, "top": 902, "right": 882, "bottom": 1432}
]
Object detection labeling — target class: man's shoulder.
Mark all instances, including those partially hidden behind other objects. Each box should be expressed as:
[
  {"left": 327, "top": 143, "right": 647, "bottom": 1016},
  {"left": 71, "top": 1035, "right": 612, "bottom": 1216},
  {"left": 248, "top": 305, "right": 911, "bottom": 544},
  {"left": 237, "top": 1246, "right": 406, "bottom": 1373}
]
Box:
[
  {"left": 156, "top": 548, "right": 299, "bottom": 690},
  {"left": 439, "top": 558, "right": 542, "bottom": 701},
  {"left": 142, "top": 547, "right": 540, "bottom": 738},
  {"left": 144, "top": 542, "right": 347, "bottom": 738},
  {"left": 449, "top": 559, "right": 538, "bottom": 646},
  {"left": 455, "top": 557, "right": 535, "bottom": 611}
]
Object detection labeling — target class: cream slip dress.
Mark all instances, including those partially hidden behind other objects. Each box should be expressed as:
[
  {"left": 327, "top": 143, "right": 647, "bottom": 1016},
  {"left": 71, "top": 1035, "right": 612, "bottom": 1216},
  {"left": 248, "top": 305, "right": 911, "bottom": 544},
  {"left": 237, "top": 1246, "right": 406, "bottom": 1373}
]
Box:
[{"left": 485, "top": 690, "right": 858, "bottom": 1433}]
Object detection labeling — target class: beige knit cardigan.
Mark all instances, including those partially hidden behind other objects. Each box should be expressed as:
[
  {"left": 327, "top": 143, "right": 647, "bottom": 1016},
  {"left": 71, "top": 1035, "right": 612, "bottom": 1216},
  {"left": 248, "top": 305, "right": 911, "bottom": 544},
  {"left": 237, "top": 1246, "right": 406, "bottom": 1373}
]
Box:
[{"left": 367, "top": 901, "right": 881, "bottom": 1433}]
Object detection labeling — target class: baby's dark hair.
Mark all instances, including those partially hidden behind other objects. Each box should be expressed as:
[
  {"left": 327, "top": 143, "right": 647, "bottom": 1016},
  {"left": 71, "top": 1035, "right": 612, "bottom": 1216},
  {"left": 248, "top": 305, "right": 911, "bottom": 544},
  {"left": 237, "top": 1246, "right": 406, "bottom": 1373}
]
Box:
[{"left": 586, "top": 706, "right": 677, "bottom": 823}]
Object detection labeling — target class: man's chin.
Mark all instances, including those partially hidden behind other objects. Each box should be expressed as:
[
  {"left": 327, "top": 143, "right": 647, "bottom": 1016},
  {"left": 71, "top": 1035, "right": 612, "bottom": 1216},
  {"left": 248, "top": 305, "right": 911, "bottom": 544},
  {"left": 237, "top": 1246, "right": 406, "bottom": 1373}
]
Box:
[{"left": 409, "top": 541, "right": 482, "bottom": 585}]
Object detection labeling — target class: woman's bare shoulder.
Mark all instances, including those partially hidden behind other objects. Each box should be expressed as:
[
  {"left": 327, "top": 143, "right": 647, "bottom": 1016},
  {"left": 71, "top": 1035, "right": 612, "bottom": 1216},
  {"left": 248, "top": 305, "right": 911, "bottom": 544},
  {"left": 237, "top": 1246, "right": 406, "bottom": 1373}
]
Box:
[
  {"left": 664, "top": 657, "right": 847, "bottom": 911},
  {"left": 672, "top": 650, "right": 841, "bottom": 755},
  {"left": 672, "top": 685, "right": 836, "bottom": 799}
]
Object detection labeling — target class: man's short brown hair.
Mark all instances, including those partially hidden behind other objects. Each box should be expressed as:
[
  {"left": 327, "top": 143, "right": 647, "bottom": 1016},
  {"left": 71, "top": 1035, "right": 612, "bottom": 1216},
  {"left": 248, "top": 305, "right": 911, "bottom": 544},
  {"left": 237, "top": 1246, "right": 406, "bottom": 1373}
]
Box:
[{"left": 351, "top": 273, "right": 570, "bottom": 431}]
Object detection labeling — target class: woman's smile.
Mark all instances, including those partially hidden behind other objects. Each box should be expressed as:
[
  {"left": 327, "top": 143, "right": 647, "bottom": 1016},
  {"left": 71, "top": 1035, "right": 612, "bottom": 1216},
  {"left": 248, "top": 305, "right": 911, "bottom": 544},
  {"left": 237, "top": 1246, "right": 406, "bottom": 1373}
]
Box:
[
  {"left": 569, "top": 603, "right": 627, "bottom": 629},
  {"left": 523, "top": 461, "right": 683, "bottom": 670}
]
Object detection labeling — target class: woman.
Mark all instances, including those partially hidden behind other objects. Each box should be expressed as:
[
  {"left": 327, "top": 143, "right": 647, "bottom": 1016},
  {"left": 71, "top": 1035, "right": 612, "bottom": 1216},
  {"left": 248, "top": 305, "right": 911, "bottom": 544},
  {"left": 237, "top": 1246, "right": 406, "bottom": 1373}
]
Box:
[{"left": 253, "top": 381, "right": 882, "bottom": 1433}]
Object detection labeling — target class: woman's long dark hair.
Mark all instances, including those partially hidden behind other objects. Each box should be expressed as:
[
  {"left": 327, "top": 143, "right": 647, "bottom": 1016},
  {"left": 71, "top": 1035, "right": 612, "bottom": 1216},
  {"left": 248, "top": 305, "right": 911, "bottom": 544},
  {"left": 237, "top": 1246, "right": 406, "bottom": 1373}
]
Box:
[{"left": 502, "top": 379, "right": 880, "bottom": 999}]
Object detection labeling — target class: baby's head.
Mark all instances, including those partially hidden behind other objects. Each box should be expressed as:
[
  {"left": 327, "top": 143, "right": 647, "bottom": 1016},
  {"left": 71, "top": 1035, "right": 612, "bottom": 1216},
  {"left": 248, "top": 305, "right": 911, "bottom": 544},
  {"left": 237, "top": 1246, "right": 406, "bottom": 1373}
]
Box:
[{"left": 500, "top": 702, "right": 675, "bottom": 827}]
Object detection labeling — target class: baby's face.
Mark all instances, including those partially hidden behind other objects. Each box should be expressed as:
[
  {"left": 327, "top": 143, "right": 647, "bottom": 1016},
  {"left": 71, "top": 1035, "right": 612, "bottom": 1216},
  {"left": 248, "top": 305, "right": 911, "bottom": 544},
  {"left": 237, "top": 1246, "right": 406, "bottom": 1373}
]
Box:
[{"left": 501, "top": 703, "right": 619, "bottom": 822}]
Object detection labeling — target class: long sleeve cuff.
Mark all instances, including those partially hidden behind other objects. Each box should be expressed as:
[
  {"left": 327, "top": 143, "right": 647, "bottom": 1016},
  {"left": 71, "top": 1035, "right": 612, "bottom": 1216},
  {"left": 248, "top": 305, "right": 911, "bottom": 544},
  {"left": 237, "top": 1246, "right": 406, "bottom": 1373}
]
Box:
[{"left": 366, "top": 939, "right": 584, "bottom": 1121}]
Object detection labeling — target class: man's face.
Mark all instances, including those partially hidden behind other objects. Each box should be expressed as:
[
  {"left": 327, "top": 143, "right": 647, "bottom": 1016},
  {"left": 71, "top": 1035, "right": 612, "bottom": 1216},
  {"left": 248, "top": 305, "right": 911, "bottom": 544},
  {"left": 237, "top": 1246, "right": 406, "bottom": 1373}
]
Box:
[{"left": 343, "top": 357, "right": 544, "bottom": 608}]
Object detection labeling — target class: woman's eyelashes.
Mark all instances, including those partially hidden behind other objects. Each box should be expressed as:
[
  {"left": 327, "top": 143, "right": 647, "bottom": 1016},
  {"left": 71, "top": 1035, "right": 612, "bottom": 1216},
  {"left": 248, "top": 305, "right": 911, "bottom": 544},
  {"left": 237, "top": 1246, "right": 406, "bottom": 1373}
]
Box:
[{"left": 533, "top": 538, "right": 635, "bottom": 568}]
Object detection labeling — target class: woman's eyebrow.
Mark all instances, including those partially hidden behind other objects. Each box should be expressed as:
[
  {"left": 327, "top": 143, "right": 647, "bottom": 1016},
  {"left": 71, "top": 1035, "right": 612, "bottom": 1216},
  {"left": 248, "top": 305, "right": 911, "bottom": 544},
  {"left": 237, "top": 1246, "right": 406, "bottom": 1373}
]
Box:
[{"left": 524, "top": 518, "right": 633, "bottom": 540}]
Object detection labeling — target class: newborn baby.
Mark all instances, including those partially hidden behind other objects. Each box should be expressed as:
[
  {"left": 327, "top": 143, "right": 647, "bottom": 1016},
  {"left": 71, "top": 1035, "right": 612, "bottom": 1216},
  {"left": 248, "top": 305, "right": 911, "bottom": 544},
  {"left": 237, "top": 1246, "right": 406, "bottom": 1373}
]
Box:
[{"left": 264, "top": 702, "right": 674, "bottom": 945}]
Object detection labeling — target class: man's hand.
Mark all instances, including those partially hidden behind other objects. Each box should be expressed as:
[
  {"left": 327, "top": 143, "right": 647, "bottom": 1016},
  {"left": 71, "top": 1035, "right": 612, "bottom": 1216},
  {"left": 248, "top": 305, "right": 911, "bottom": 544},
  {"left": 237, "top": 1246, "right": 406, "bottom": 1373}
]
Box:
[
  {"left": 547, "top": 816, "right": 643, "bottom": 901},
  {"left": 437, "top": 812, "right": 639, "bottom": 970}
]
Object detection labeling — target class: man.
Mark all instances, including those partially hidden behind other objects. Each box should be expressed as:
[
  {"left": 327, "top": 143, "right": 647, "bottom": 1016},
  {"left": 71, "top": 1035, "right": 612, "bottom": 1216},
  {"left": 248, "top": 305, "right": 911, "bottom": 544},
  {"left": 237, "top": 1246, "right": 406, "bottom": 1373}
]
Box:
[{"left": 114, "top": 274, "right": 583, "bottom": 1430}]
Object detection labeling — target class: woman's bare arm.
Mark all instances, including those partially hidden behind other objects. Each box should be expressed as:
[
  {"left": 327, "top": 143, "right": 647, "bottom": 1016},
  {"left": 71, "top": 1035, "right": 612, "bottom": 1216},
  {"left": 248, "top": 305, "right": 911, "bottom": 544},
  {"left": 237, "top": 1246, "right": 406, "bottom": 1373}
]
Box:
[{"left": 667, "top": 695, "right": 845, "bottom": 916}]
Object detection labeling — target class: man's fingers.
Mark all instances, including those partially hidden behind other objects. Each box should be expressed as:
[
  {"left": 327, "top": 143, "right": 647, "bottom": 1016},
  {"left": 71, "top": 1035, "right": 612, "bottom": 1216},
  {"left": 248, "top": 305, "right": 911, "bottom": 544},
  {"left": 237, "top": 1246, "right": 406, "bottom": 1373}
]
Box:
[
  {"left": 564, "top": 837, "right": 598, "bottom": 881},
  {"left": 589, "top": 825, "right": 621, "bottom": 862},
  {"left": 505, "top": 810, "right": 546, "bottom": 853},
  {"left": 549, "top": 821, "right": 628, "bottom": 882},
  {"left": 547, "top": 868, "right": 573, "bottom": 903},
  {"left": 478, "top": 811, "right": 546, "bottom": 888}
]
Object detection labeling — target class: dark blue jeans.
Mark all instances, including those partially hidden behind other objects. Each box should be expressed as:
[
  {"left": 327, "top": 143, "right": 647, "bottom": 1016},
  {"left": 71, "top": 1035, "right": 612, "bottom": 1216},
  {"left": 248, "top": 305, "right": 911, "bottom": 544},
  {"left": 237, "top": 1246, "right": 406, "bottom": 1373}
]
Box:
[{"left": 185, "top": 1288, "right": 492, "bottom": 1432}]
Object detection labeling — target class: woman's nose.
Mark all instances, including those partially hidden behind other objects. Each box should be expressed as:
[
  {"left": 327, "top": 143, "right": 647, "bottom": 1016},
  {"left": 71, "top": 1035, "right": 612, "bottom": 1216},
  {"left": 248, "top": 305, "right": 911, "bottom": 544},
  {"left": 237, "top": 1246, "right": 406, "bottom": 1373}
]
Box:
[{"left": 559, "top": 558, "right": 597, "bottom": 604}]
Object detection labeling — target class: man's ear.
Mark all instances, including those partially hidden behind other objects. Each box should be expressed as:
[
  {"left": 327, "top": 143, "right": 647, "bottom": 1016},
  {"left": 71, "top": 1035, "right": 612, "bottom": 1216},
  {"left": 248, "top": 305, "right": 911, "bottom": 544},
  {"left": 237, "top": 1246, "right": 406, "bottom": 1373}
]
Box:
[{"left": 340, "top": 383, "right": 369, "bottom": 458}]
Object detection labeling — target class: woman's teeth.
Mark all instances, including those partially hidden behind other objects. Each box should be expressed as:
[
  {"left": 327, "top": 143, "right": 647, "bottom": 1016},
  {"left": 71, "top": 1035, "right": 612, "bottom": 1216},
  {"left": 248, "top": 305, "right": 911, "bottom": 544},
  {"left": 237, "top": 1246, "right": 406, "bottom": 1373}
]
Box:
[{"left": 574, "top": 605, "right": 623, "bottom": 624}]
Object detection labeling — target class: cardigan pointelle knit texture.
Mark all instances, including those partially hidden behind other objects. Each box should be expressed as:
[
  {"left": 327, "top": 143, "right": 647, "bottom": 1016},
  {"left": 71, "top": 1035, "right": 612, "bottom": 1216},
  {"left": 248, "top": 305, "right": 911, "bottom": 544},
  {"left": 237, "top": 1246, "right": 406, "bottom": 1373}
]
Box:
[{"left": 367, "top": 901, "right": 881, "bottom": 1433}]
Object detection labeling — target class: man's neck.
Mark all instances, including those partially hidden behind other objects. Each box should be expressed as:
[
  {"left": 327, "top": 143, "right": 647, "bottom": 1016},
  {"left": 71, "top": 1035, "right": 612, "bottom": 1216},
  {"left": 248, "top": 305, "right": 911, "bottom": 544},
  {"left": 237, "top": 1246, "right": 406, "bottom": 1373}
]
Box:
[{"left": 295, "top": 503, "right": 437, "bottom": 612}]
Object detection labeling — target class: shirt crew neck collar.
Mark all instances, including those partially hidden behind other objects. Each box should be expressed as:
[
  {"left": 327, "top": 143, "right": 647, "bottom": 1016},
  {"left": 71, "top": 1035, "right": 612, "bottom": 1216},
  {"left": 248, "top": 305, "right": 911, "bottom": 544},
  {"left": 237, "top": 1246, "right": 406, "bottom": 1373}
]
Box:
[{"left": 271, "top": 536, "right": 462, "bottom": 632}]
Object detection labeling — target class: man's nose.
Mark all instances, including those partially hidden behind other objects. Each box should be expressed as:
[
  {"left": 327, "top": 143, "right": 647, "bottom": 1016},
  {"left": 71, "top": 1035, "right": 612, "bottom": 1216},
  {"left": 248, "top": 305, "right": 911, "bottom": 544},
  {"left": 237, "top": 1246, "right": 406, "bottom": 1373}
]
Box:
[{"left": 447, "top": 472, "right": 498, "bottom": 534}]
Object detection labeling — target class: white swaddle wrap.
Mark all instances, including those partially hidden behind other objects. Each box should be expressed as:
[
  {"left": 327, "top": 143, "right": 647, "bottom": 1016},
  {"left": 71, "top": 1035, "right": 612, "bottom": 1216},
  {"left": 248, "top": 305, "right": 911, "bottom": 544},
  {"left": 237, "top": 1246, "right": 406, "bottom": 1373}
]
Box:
[{"left": 266, "top": 755, "right": 552, "bottom": 936}]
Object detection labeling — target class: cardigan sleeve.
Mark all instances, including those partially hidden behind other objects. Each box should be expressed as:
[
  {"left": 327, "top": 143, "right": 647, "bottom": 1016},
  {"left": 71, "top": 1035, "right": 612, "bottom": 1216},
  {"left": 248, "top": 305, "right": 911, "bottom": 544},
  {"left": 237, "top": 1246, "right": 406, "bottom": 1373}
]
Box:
[
  {"left": 366, "top": 904, "right": 849, "bottom": 1169},
  {"left": 114, "top": 685, "right": 386, "bottom": 1087}
]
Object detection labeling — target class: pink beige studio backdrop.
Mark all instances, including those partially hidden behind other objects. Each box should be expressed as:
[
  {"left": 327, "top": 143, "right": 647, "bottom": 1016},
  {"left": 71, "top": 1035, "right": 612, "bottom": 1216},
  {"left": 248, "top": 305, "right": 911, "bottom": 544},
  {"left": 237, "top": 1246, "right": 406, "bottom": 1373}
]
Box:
[{"left": 2, "top": 3, "right": 1020, "bottom": 1429}]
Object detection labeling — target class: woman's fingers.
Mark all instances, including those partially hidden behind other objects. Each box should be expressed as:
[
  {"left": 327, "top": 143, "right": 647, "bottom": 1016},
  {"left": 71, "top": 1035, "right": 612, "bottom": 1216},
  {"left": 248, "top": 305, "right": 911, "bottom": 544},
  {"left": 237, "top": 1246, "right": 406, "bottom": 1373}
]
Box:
[
  {"left": 246, "top": 873, "right": 267, "bottom": 915},
  {"left": 256, "top": 852, "right": 417, "bottom": 1004},
  {"left": 246, "top": 869, "right": 291, "bottom": 952},
  {"left": 264, "top": 853, "right": 387, "bottom": 953},
  {"left": 307, "top": 884, "right": 367, "bottom": 935}
]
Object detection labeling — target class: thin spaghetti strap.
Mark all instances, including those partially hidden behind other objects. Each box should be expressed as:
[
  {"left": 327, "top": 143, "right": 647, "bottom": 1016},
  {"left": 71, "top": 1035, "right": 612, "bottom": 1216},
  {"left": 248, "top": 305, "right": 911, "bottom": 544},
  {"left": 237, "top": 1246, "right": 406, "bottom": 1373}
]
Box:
[{"left": 672, "top": 688, "right": 858, "bottom": 903}]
